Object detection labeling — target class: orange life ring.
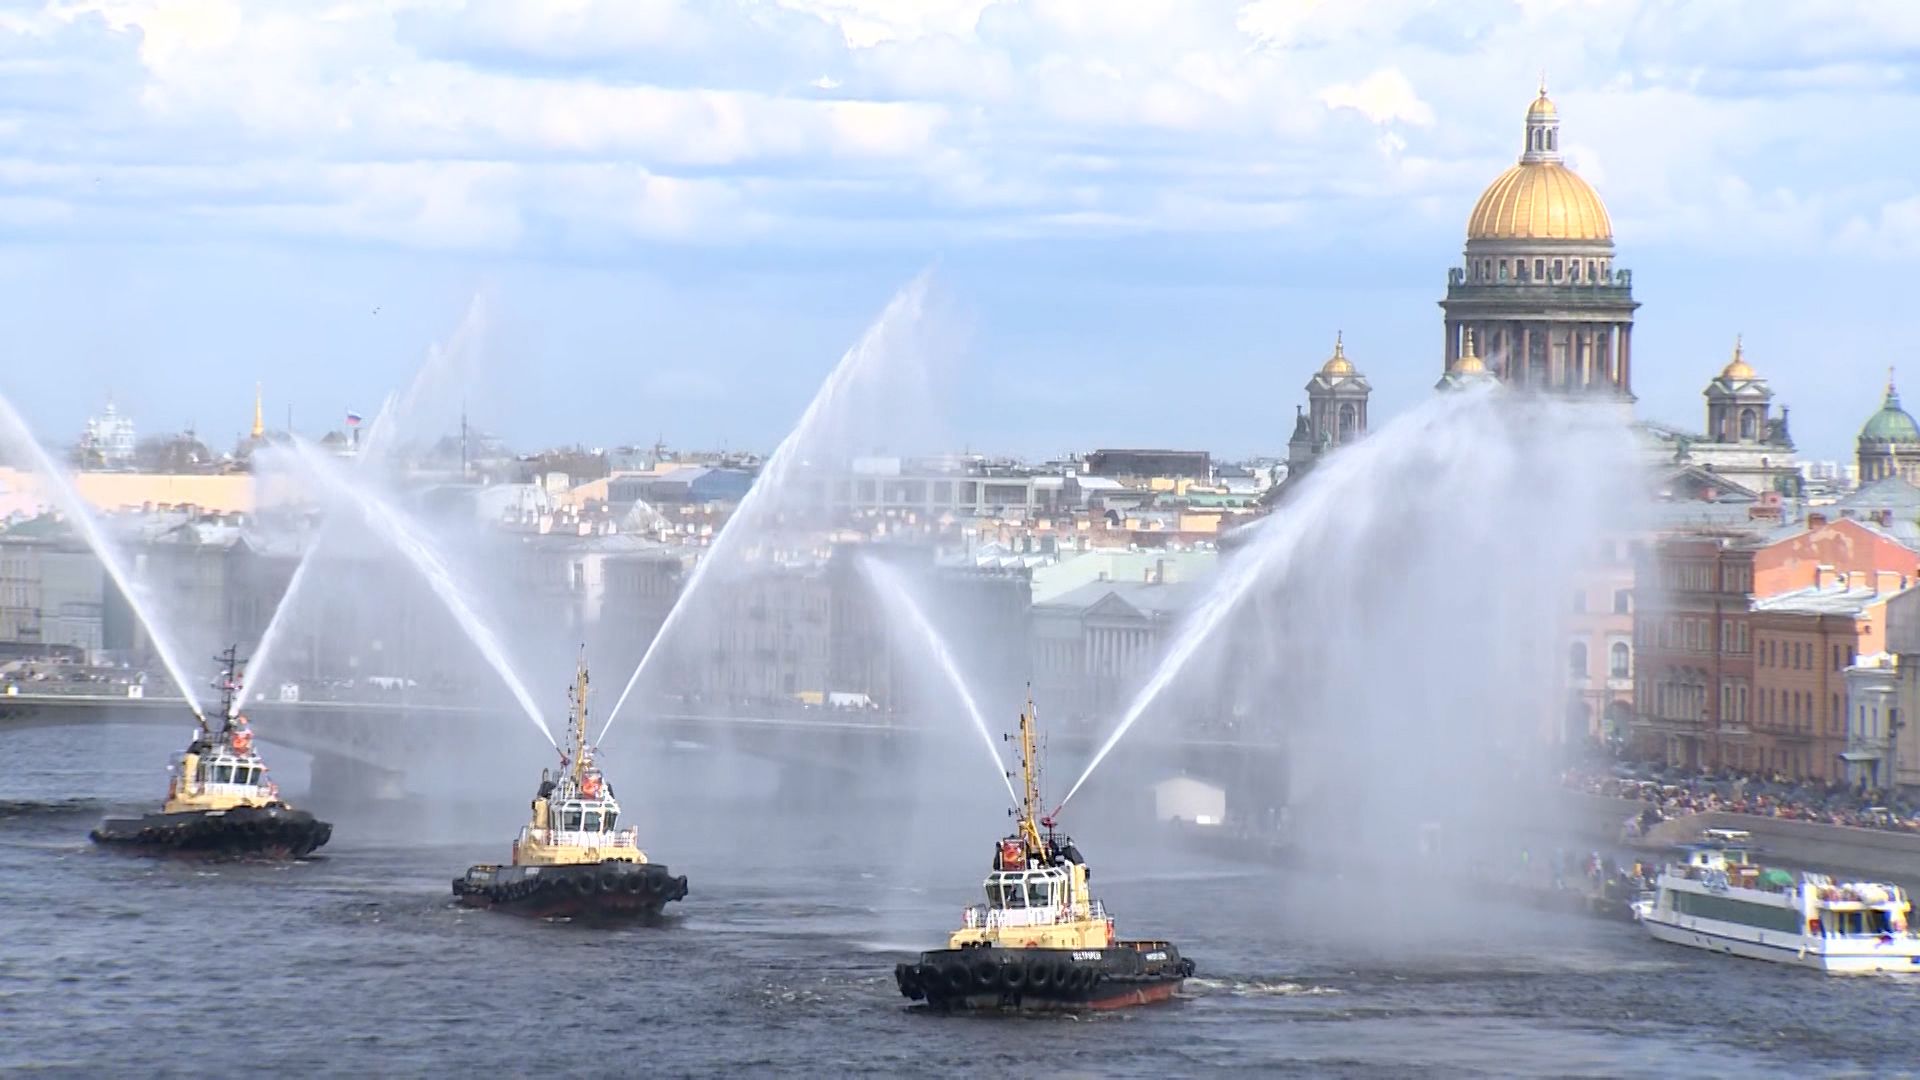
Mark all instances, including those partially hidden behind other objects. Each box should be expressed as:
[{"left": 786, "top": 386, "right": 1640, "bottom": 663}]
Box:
[
  {"left": 232, "top": 731, "right": 253, "bottom": 753},
  {"left": 582, "top": 776, "right": 602, "bottom": 798}
]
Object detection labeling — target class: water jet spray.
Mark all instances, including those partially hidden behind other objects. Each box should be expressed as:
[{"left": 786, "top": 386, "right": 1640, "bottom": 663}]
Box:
[{"left": 598, "top": 271, "right": 934, "bottom": 743}]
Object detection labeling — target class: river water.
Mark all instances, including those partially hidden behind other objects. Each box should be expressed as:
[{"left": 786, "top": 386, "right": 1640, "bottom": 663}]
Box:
[{"left": 4, "top": 726, "right": 1918, "bottom": 1078}]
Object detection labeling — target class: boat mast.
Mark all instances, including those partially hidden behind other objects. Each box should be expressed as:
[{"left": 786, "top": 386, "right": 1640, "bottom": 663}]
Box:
[
  {"left": 213, "top": 645, "right": 242, "bottom": 731},
  {"left": 569, "top": 648, "right": 590, "bottom": 781},
  {"left": 1016, "top": 690, "right": 1048, "bottom": 858}
]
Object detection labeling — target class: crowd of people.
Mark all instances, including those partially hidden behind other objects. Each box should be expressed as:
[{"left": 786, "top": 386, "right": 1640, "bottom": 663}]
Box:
[{"left": 1563, "top": 761, "right": 1920, "bottom": 836}]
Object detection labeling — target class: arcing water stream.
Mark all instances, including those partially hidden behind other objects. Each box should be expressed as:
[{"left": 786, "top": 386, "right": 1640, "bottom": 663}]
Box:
[
  {"left": 233, "top": 296, "right": 490, "bottom": 714},
  {"left": 1053, "top": 385, "right": 1638, "bottom": 815},
  {"left": 279, "top": 438, "right": 556, "bottom": 747},
  {"left": 598, "top": 272, "right": 933, "bottom": 742},
  {"left": 858, "top": 555, "right": 1021, "bottom": 805},
  {"left": 0, "top": 394, "right": 207, "bottom": 718}
]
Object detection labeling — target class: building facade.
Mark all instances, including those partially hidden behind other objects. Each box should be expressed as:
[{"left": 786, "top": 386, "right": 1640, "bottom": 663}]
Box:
[{"left": 1632, "top": 535, "right": 1755, "bottom": 768}]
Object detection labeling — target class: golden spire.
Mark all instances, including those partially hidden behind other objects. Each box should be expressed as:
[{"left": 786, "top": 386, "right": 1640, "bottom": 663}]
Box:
[
  {"left": 1320, "top": 331, "right": 1356, "bottom": 376},
  {"left": 1452, "top": 329, "right": 1488, "bottom": 374},
  {"left": 252, "top": 382, "right": 264, "bottom": 439},
  {"left": 1720, "top": 334, "right": 1755, "bottom": 380}
]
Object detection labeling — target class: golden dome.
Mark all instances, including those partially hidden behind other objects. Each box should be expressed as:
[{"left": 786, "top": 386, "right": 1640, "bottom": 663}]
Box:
[
  {"left": 1468, "top": 163, "right": 1612, "bottom": 241},
  {"left": 1321, "top": 331, "right": 1355, "bottom": 376},
  {"left": 1452, "top": 330, "right": 1488, "bottom": 374},
  {"left": 1466, "top": 85, "right": 1613, "bottom": 242},
  {"left": 1720, "top": 335, "right": 1755, "bottom": 380}
]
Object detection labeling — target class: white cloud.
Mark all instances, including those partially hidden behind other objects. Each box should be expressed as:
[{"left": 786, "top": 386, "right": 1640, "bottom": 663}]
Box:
[
  {"left": 1319, "top": 68, "right": 1434, "bottom": 126},
  {"left": 5, "top": 0, "right": 1919, "bottom": 260}
]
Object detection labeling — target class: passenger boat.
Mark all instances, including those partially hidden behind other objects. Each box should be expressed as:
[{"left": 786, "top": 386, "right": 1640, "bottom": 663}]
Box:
[
  {"left": 90, "top": 647, "right": 332, "bottom": 859},
  {"left": 1636, "top": 829, "right": 1920, "bottom": 973},
  {"left": 452, "top": 656, "right": 686, "bottom": 920},
  {"left": 894, "top": 696, "right": 1195, "bottom": 1012}
]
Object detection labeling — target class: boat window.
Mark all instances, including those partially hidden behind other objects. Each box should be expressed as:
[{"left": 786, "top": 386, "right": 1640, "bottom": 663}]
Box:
[
  {"left": 604, "top": 809, "right": 617, "bottom": 831},
  {"left": 582, "top": 810, "right": 602, "bottom": 832},
  {"left": 215, "top": 764, "right": 233, "bottom": 784},
  {"left": 1005, "top": 880, "right": 1027, "bottom": 909},
  {"left": 560, "top": 808, "right": 583, "bottom": 831},
  {"left": 984, "top": 882, "right": 1004, "bottom": 907},
  {"left": 1027, "top": 880, "right": 1050, "bottom": 907}
]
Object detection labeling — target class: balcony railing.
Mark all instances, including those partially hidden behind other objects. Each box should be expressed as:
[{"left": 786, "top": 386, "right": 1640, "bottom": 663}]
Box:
[{"left": 1445, "top": 266, "right": 1635, "bottom": 301}]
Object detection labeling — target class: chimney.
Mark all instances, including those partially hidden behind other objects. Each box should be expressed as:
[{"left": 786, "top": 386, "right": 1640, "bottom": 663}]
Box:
[
  {"left": 1156, "top": 556, "right": 1168, "bottom": 584},
  {"left": 1808, "top": 512, "right": 1828, "bottom": 530},
  {"left": 1880, "top": 509, "right": 1894, "bottom": 527}
]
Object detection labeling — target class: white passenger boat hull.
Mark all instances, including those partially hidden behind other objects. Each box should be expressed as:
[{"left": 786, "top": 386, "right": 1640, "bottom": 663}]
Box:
[{"left": 1641, "top": 913, "right": 1920, "bottom": 974}]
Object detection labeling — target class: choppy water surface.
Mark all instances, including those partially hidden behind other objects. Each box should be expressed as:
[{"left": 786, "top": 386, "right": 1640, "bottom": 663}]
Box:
[{"left": 4, "top": 727, "right": 1918, "bottom": 1078}]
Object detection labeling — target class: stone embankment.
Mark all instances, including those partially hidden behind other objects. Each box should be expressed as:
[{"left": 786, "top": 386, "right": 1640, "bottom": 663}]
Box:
[{"left": 1563, "top": 792, "right": 1920, "bottom": 888}]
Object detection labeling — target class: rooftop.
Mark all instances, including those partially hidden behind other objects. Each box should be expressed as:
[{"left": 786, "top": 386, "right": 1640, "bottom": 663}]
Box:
[{"left": 1753, "top": 584, "right": 1902, "bottom": 618}]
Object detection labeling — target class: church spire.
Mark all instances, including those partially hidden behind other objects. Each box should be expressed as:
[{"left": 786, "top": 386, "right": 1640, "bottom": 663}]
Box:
[{"left": 252, "top": 382, "right": 264, "bottom": 439}]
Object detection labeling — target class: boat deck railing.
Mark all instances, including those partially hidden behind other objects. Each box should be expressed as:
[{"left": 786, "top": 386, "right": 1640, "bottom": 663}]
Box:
[
  {"left": 519, "top": 826, "right": 641, "bottom": 849},
  {"left": 962, "top": 898, "right": 1109, "bottom": 930},
  {"left": 189, "top": 781, "right": 266, "bottom": 800}
]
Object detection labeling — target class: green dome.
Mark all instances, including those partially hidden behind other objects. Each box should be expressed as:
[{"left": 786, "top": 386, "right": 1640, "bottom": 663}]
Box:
[{"left": 1862, "top": 386, "right": 1920, "bottom": 443}]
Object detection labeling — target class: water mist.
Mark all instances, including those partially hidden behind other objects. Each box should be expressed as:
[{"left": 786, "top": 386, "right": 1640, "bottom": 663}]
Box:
[
  {"left": 599, "top": 272, "right": 936, "bottom": 741},
  {"left": 235, "top": 296, "right": 491, "bottom": 714},
  {"left": 1055, "top": 386, "right": 1644, "bottom": 869},
  {"left": 0, "top": 395, "right": 207, "bottom": 717},
  {"left": 858, "top": 554, "right": 1021, "bottom": 805},
  {"left": 274, "top": 438, "right": 556, "bottom": 747}
]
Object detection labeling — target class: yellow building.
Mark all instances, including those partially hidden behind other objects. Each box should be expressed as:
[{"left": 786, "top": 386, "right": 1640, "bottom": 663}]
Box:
[{"left": 0, "top": 468, "right": 259, "bottom": 515}]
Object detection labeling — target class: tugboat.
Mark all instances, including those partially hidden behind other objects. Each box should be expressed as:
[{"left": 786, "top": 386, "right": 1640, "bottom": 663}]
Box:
[
  {"left": 91, "top": 647, "right": 332, "bottom": 859},
  {"left": 452, "top": 655, "right": 687, "bottom": 920},
  {"left": 895, "top": 696, "right": 1195, "bottom": 1012}
]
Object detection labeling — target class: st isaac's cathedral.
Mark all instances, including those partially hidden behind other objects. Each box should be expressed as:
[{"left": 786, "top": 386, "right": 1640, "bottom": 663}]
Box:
[{"left": 1285, "top": 83, "right": 1806, "bottom": 503}]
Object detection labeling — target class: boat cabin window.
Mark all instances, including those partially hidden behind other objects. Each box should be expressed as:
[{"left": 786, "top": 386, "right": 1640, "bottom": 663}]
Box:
[
  {"left": 202, "top": 760, "right": 257, "bottom": 786},
  {"left": 555, "top": 799, "right": 617, "bottom": 833},
  {"left": 984, "top": 871, "right": 1063, "bottom": 910}
]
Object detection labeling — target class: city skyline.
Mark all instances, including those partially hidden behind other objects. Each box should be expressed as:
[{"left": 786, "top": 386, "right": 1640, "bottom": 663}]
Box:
[{"left": 4, "top": 3, "right": 1919, "bottom": 458}]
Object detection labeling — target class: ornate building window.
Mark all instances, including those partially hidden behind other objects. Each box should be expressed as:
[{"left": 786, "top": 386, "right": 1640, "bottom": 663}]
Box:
[
  {"left": 1569, "top": 641, "right": 1588, "bottom": 677},
  {"left": 1610, "top": 642, "right": 1631, "bottom": 678}
]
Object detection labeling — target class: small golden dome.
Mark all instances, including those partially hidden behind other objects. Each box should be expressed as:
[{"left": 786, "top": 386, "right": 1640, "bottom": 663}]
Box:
[
  {"left": 1452, "top": 330, "right": 1488, "bottom": 374},
  {"left": 1467, "top": 163, "right": 1612, "bottom": 241},
  {"left": 1527, "top": 91, "right": 1556, "bottom": 120},
  {"left": 1321, "top": 331, "right": 1355, "bottom": 376},
  {"left": 1720, "top": 335, "right": 1755, "bottom": 381}
]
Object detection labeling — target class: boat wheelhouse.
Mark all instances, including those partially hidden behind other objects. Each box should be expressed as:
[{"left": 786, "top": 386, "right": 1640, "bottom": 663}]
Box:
[
  {"left": 895, "top": 695, "right": 1192, "bottom": 1011},
  {"left": 1636, "top": 829, "right": 1920, "bottom": 973},
  {"left": 453, "top": 653, "right": 686, "bottom": 920}
]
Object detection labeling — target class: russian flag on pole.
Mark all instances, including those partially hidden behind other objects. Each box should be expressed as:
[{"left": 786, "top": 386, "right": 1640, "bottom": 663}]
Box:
[{"left": 346, "top": 411, "right": 363, "bottom": 426}]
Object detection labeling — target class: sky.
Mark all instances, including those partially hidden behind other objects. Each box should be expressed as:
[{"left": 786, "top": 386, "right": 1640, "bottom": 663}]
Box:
[{"left": 3, "top": 0, "right": 1920, "bottom": 462}]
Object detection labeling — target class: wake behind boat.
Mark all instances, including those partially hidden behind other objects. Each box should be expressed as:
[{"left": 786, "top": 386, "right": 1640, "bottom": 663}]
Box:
[
  {"left": 894, "top": 696, "right": 1194, "bottom": 1012},
  {"left": 1635, "top": 828, "right": 1920, "bottom": 973},
  {"left": 90, "top": 647, "right": 331, "bottom": 860},
  {"left": 452, "top": 654, "right": 687, "bottom": 921}
]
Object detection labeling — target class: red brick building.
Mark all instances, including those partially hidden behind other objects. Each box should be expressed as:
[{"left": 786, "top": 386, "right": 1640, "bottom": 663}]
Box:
[{"left": 1633, "top": 534, "right": 1756, "bottom": 768}]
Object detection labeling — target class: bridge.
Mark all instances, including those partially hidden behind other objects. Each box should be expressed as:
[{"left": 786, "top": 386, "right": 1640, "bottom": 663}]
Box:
[{"left": 0, "top": 688, "right": 1284, "bottom": 804}]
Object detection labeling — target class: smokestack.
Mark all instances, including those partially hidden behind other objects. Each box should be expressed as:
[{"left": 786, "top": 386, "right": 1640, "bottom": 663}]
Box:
[{"left": 1808, "top": 512, "right": 1828, "bottom": 530}]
